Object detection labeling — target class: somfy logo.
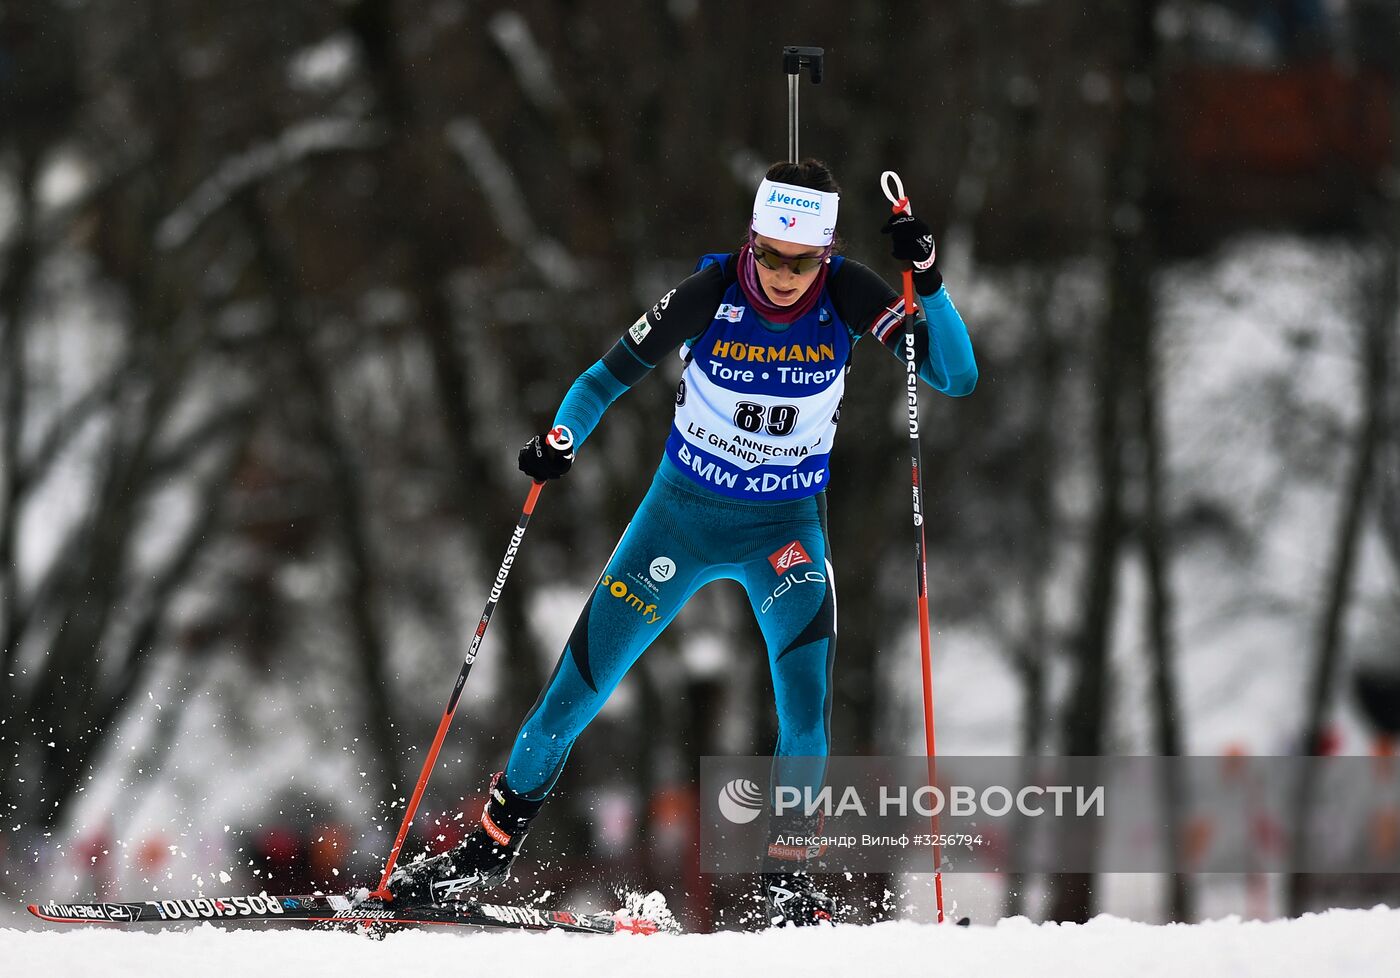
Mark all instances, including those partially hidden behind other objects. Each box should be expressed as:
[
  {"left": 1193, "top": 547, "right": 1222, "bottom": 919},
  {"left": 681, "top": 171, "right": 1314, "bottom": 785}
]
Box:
[{"left": 717, "top": 779, "right": 764, "bottom": 824}]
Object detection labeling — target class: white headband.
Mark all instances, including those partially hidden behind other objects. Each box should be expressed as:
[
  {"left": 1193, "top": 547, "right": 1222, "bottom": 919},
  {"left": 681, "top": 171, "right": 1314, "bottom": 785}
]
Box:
[{"left": 750, "top": 178, "right": 839, "bottom": 248}]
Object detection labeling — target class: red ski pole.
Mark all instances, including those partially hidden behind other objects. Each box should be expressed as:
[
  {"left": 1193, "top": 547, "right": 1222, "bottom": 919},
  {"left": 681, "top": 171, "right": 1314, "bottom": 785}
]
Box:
[
  {"left": 880, "top": 170, "right": 947, "bottom": 924},
  {"left": 370, "top": 426, "right": 572, "bottom": 901}
]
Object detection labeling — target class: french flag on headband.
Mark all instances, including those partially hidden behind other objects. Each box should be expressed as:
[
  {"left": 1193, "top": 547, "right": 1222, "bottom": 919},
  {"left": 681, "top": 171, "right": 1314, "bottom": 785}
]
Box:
[{"left": 751, "top": 179, "right": 839, "bottom": 248}]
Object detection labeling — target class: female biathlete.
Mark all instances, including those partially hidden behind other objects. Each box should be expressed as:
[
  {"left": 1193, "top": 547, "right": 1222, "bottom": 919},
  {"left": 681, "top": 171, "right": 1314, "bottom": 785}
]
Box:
[{"left": 388, "top": 159, "right": 977, "bottom": 926}]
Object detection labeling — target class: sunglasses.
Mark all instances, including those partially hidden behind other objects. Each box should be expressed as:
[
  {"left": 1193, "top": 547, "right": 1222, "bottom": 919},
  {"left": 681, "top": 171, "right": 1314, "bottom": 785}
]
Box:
[{"left": 751, "top": 242, "right": 827, "bottom": 275}]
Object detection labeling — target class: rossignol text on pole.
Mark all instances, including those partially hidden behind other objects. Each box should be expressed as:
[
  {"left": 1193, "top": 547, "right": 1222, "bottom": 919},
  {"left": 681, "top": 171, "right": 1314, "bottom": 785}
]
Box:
[
  {"left": 782, "top": 45, "right": 824, "bottom": 163},
  {"left": 371, "top": 426, "right": 574, "bottom": 901},
  {"left": 881, "top": 169, "right": 947, "bottom": 924}
]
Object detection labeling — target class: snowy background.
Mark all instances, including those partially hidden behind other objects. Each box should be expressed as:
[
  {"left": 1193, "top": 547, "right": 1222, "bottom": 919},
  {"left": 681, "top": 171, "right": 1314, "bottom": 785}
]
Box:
[{"left": 2, "top": 0, "right": 1400, "bottom": 950}]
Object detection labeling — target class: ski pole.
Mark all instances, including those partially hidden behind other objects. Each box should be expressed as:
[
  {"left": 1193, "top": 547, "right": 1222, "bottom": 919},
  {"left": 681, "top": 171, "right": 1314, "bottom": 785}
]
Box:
[
  {"left": 880, "top": 169, "right": 947, "bottom": 924},
  {"left": 371, "top": 426, "right": 574, "bottom": 901},
  {"left": 782, "top": 45, "right": 824, "bottom": 162}
]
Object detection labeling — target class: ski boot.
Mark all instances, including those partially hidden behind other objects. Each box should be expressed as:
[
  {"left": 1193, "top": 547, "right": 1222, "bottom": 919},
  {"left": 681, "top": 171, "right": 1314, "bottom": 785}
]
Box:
[
  {"left": 761, "top": 805, "right": 834, "bottom": 929},
  {"left": 761, "top": 811, "right": 838, "bottom": 926},
  {"left": 762, "top": 870, "right": 837, "bottom": 927},
  {"left": 386, "top": 772, "right": 544, "bottom": 905}
]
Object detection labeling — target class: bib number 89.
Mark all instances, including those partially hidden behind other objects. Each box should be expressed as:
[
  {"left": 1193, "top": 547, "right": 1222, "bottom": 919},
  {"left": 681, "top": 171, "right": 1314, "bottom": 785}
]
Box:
[{"left": 734, "top": 402, "right": 799, "bottom": 436}]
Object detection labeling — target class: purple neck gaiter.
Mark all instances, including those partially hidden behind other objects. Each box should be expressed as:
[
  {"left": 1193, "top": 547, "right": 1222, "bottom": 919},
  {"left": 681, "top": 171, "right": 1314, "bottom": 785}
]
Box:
[{"left": 736, "top": 242, "right": 830, "bottom": 325}]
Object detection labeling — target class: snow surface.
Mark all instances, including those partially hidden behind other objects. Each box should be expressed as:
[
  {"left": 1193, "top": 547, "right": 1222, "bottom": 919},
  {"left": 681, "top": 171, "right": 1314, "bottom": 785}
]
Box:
[{"left": 3, "top": 906, "right": 1397, "bottom": 978}]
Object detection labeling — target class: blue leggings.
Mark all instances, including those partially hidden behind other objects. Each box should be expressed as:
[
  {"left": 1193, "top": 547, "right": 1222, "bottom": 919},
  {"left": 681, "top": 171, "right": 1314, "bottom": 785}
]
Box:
[{"left": 505, "top": 457, "right": 837, "bottom": 800}]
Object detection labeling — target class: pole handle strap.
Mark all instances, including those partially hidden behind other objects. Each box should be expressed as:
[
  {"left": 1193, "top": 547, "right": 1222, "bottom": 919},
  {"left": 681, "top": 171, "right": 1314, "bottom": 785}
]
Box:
[
  {"left": 547, "top": 425, "right": 575, "bottom": 452},
  {"left": 881, "top": 170, "right": 912, "bottom": 216}
]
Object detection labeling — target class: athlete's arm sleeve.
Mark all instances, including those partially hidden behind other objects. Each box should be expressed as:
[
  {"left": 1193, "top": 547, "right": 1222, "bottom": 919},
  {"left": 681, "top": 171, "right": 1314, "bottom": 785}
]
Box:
[
  {"left": 550, "top": 356, "right": 633, "bottom": 447},
  {"left": 550, "top": 263, "right": 726, "bottom": 447},
  {"left": 838, "top": 260, "right": 978, "bottom": 397},
  {"left": 904, "top": 287, "right": 978, "bottom": 397}
]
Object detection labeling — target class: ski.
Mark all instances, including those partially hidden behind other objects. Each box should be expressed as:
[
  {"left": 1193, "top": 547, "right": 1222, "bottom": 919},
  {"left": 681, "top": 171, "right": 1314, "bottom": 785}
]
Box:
[{"left": 28, "top": 892, "right": 664, "bottom": 935}]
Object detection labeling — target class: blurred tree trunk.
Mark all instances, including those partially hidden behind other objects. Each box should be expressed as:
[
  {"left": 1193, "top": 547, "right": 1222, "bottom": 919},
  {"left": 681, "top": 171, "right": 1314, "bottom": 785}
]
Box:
[
  {"left": 0, "top": 150, "right": 40, "bottom": 696},
  {"left": 243, "top": 197, "right": 403, "bottom": 795},
  {"left": 0, "top": 152, "right": 39, "bottom": 833},
  {"left": 1052, "top": 0, "right": 1160, "bottom": 924},
  {"left": 1287, "top": 213, "right": 1396, "bottom": 917},
  {"left": 1050, "top": 251, "right": 1126, "bottom": 920},
  {"left": 1114, "top": 46, "right": 1190, "bottom": 913},
  {"left": 1129, "top": 253, "right": 1193, "bottom": 922},
  {"left": 1005, "top": 267, "right": 1062, "bottom": 920},
  {"left": 0, "top": 0, "right": 78, "bottom": 830}
]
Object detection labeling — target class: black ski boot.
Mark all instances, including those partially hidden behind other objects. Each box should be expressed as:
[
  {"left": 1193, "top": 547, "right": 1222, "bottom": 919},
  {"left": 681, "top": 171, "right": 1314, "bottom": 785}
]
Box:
[
  {"left": 386, "top": 772, "right": 544, "bottom": 905},
  {"left": 761, "top": 811, "right": 838, "bottom": 926},
  {"left": 762, "top": 870, "right": 837, "bottom": 927}
]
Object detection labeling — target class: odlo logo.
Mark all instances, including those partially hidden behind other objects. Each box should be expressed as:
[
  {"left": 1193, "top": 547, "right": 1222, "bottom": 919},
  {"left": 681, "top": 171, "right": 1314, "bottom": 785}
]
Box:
[
  {"left": 718, "top": 779, "right": 764, "bottom": 824},
  {"left": 760, "top": 569, "right": 826, "bottom": 614}
]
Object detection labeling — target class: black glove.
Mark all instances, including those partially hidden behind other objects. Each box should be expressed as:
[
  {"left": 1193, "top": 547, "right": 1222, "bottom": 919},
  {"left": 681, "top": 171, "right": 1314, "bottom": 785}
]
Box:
[
  {"left": 881, "top": 212, "right": 943, "bottom": 294},
  {"left": 518, "top": 427, "right": 576, "bottom": 481}
]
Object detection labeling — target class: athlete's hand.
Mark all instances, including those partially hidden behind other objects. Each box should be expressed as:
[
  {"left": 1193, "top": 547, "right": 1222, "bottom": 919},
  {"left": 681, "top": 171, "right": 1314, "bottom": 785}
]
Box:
[
  {"left": 881, "top": 212, "right": 942, "bottom": 294},
  {"left": 518, "top": 426, "right": 576, "bottom": 481}
]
